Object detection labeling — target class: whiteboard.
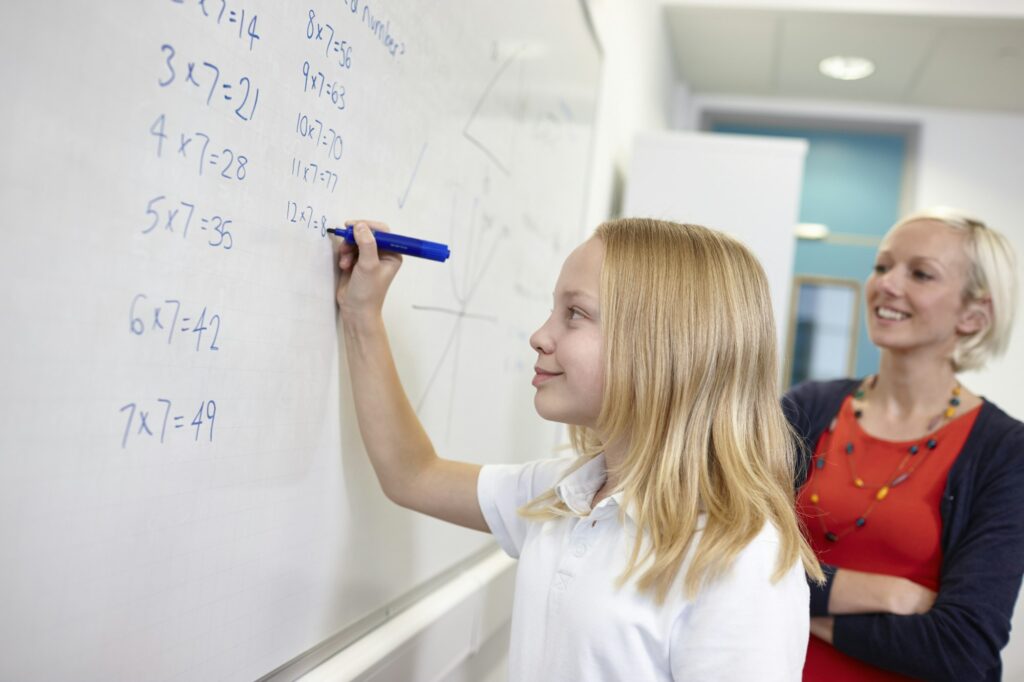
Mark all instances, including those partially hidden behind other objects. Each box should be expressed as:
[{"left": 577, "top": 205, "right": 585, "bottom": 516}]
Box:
[{"left": 0, "top": 3, "right": 600, "bottom": 680}]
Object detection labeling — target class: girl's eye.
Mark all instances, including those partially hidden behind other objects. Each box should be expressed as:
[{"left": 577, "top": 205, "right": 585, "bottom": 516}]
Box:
[
  {"left": 568, "top": 307, "right": 585, "bottom": 321},
  {"left": 873, "top": 264, "right": 888, "bottom": 274}
]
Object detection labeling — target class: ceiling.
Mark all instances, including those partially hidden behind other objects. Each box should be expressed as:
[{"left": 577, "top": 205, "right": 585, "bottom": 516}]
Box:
[{"left": 662, "top": 4, "right": 1024, "bottom": 113}]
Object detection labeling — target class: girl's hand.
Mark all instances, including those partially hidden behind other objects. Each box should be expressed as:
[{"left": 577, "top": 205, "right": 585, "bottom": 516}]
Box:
[{"left": 334, "top": 220, "right": 403, "bottom": 325}]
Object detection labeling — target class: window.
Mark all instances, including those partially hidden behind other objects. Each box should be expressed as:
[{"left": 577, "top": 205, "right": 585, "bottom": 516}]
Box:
[{"left": 785, "top": 277, "right": 860, "bottom": 386}]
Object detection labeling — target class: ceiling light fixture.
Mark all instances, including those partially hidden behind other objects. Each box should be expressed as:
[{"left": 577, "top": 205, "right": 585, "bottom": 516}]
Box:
[{"left": 818, "top": 55, "right": 875, "bottom": 81}]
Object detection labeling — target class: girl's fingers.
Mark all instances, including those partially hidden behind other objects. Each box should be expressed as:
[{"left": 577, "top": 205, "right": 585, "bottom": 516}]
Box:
[
  {"left": 351, "top": 221, "right": 379, "bottom": 267},
  {"left": 347, "top": 219, "right": 391, "bottom": 233},
  {"left": 333, "top": 219, "right": 402, "bottom": 278},
  {"left": 332, "top": 221, "right": 391, "bottom": 268}
]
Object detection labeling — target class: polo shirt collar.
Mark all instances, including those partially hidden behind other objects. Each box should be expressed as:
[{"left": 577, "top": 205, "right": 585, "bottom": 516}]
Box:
[{"left": 554, "top": 454, "right": 629, "bottom": 518}]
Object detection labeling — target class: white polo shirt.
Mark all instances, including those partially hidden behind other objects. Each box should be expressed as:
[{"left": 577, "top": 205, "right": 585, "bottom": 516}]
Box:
[{"left": 477, "top": 454, "right": 809, "bottom": 682}]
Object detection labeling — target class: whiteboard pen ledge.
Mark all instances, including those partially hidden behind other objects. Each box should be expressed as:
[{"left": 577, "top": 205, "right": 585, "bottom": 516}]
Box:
[{"left": 298, "top": 549, "right": 515, "bottom": 682}]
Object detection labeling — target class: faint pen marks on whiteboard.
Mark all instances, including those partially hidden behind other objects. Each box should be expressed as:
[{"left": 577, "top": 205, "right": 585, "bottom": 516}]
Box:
[
  {"left": 397, "top": 142, "right": 428, "bottom": 209},
  {"left": 410, "top": 306, "right": 497, "bottom": 323},
  {"left": 462, "top": 45, "right": 526, "bottom": 176},
  {"left": 414, "top": 188, "right": 510, "bottom": 441}
]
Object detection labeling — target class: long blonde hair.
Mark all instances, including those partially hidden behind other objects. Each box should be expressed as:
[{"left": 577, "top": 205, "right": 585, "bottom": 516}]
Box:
[{"left": 522, "top": 218, "right": 822, "bottom": 602}]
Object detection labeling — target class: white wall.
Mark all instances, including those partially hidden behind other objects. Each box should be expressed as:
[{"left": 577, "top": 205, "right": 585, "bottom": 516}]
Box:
[
  {"left": 661, "top": 0, "right": 1024, "bottom": 18},
  {"left": 624, "top": 130, "right": 808, "bottom": 365},
  {"left": 583, "top": 0, "right": 678, "bottom": 230}
]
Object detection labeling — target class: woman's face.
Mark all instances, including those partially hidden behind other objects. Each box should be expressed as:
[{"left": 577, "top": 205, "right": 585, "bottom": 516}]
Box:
[{"left": 865, "top": 219, "right": 982, "bottom": 359}]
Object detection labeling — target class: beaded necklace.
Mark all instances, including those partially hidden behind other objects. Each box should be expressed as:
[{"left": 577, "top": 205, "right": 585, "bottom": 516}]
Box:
[{"left": 806, "top": 375, "right": 962, "bottom": 543}]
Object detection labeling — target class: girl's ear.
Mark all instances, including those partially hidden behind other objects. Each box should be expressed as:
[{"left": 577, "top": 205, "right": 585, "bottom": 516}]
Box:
[{"left": 956, "top": 296, "right": 992, "bottom": 337}]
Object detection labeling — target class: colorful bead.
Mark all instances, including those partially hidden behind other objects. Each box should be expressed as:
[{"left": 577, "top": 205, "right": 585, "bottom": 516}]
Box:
[
  {"left": 854, "top": 409, "right": 863, "bottom": 419},
  {"left": 909, "top": 444, "right": 919, "bottom": 455},
  {"left": 891, "top": 473, "right": 910, "bottom": 487},
  {"left": 825, "top": 532, "right": 838, "bottom": 542},
  {"left": 927, "top": 438, "right": 938, "bottom": 449},
  {"left": 953, "top": 385, "right": 961, "bottom": 396},
  {"left": 876, "top": 486, "right": 890, "bottom": 501},
  {"left": 951, "top": 397, "right": 961, "bottom": 406},
  {"left": 945, "top": 406, "right": 956, "bottom": 418},
  {"left": 854, "top": 389, "right": 865, "bottom": 400},
  {"left": 855, "top": 517, "right": 866, "bottom": 528},
  {"left": 810, "top": 493, "right": 820, "bottom": 504},
  {"left": 854, "top": 478, "right": 864, "bottom": 488},
  {"left": 845, "top": 442, "right": 854, "bottom": 454},
  {"left": 816, "top": 457, "right": 825, "bottom": 469}
]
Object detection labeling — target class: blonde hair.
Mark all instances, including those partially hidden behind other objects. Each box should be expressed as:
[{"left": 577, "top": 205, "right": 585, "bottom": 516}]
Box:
[
  {"left": 892, "top": 207, "right": 1018, "bottom": 372},
  {"left": 522, "top": 218, "right": 822, "bottom": 602}
]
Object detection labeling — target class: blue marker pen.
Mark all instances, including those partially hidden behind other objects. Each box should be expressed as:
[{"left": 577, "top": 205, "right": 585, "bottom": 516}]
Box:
[{"left": 327, "top": 224, "right": 451, "bottom": 262}]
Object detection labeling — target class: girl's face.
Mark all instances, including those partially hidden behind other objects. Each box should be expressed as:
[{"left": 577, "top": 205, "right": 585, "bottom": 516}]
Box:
[
  {"left": 528, "top": 237, "right": 605, "bottom": 428},
  {"left": 865, "top": 219, "right": 985, "bottom": 358}
]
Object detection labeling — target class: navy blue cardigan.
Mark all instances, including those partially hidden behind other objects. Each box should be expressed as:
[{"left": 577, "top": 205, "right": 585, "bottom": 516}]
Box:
[{"left": 784, "top": 378, "right": 1024, "bottom": 681}]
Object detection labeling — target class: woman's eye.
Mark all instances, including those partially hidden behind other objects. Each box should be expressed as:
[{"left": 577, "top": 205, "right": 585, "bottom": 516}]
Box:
[
  {"left": 913, "top": 270, "right": 933, "bottom": 281},
  {"left": 568, "top": 307, "right": 584, "bottom": 320},
  {"left": 873, "top": 264, "right": 887, "bottom": 274}
]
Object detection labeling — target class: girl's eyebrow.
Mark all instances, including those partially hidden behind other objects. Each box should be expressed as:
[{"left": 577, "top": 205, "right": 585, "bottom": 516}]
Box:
[{"left": 559, "top": 288, "right": 598, "bottom": 301}]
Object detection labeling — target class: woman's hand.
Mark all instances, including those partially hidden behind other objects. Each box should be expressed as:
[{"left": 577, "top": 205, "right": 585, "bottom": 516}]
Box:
[
  {"left": 810, "top": 617, "right": 834, "bottom": 644},
  {"left": 886, "top": 577, "right": 938, "bottom": 616},
  {"left": 335, "top": 220, "right": 403, "bottom": 326}
]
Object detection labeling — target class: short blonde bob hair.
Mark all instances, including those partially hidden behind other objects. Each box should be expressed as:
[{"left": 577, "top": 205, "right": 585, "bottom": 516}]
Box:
[
  {"left": 523, "top": 218, "right": 821, "bottom": 602},
  {"left": 892, "top": 207, "right": 1018, "bottom": 372}
]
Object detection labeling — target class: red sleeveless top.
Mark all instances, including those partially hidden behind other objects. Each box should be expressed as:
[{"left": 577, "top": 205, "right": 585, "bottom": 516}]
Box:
[{"left": 796, "top": 396, "right": 981, "bottom": 681}]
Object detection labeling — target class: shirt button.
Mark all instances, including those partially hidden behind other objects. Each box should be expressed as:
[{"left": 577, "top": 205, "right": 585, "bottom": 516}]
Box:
[{"left": 573, "top": 544, "right": 587, "bottom": 557}]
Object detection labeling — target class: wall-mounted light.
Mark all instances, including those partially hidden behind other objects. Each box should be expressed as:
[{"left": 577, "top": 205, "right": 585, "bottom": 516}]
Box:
[
  {"left": 795, "top": 223, "right": 830, "bottom": 240},
  {"left": 818, "top": 55, "right": 875, "bottom": 81}
]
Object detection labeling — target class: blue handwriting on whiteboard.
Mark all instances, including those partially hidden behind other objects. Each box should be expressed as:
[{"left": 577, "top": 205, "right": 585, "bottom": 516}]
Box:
[
  {"left": 150, "top": 114, "right": 250, "bottom": 181},
  {"left": 306, "top": 9, "right": 354, "bottom": 70},
  {"left": 119, "top": 399, "right": 217, "bottom": 448},
  {"left": 285, "top": 200, "right": 337, "bottom": 238},
  {"left": 290, "top": 157, "right": 338, "bottom": 192},
  {"left": 360, "top": 3, "right": 406, "bottom": 59},
  {"left": 141, "top": 195, "right": 234, "bottom": 250},
  {"left": 169, "top": 0, "right": 261, "bottom": 50},
  {"left": 301, "top": 61, "right": 346, "bottom": 111},
  {"left": 295, "top": 112, "right": 344, "bottom": 161},
  {"left": 158, "top": 44, "right": 261, "bottom": 121},
  {"left": 129, "top": 294, "right": 222, "bottom": 352}
]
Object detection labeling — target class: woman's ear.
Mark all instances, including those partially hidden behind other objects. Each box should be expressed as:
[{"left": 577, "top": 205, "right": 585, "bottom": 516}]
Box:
[{"left": 956, "top": 296, "right": 992, "bottom": 337}]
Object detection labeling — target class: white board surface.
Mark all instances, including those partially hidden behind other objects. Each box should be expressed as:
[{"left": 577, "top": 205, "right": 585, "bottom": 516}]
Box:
[{"left": 0, "top": 3, "right": 599, "bottom": 680}]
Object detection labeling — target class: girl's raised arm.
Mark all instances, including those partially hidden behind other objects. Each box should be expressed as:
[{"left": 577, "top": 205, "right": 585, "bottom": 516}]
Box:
[{"left": 336, "top": 221, "right": 487, "bottom": 532}]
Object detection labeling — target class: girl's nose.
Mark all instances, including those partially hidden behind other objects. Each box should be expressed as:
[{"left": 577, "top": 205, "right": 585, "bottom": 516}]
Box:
[{"left": 529, "top": 316, "right": 555, "bottom": 354}]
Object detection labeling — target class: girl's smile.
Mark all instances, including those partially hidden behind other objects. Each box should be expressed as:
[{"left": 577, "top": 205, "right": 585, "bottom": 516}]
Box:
[{"left": 532, "top": 367, "right": 563, "bottom": 387}]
